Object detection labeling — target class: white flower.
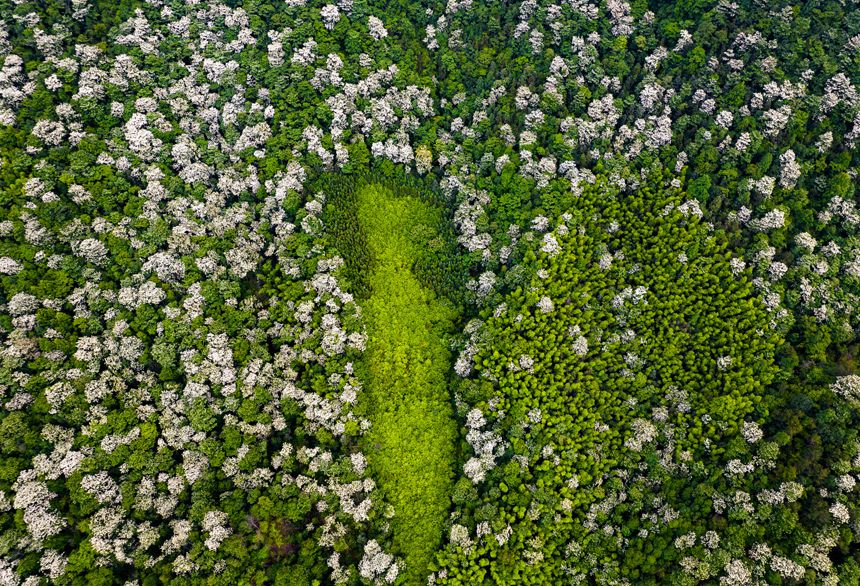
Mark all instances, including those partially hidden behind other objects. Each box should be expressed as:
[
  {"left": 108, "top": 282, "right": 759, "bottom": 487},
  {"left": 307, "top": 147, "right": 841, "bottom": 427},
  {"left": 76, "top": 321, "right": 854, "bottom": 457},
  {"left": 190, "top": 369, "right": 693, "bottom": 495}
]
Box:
[
  {"left": 831, "top": 502, "right": 851, "bottom": 524},
  {"left": 625, "top": 419, "right": 657, "bottom": 452},
  {"left": 463, "top": 457, "right": 489, "bottom": 483},
  {"left": 674, "top": 532, "right": 697, "bottom": 549},
  {"left": 537, "top": 296, "right": 554, "bottom": 313},
  {"left": 837, "top": 474, "right": 856, "bottom": 492},
  {"left": 770, "top": 555, "right": 805, "bottom": 580},
  {"left": 321, "top": 4, "right": 341, "bottom": 29},
  {"left": 741, "top": 421, "right": 763, "bottom": 443},
  {"left": 203, "top": 511, "right": 232, "bottom": 551},
  {"left": 32, "top": 119, "right": 65, "bottom": 145},
  {"left": 80, "top": 472, "right": 122, "bottom": 504},
  {"left": 541, "top": 233, "right": 561, "bottom": 256},
  {"left": 40, "top": 550, "right": 68, "bottom": 580},
  {"left": 832, "top": 375, "right": 860, "bottom": 402},
  {"left": 750, "top": 209, "right": 786, "bottom": 232},
  {"left": 466, "top": 409, "right": 486, "bottom": 429},
  {"left": 571, "top": 334, "right": 588, "bottom": 356},
  {"left": 701, "top": 530, "right": 720, "bottom": 549},
  {"left": 75, "top": 238, "right": 108, "bottom": 265},
  {"left": 0, "top": 257, "right": 22, "bottom": 274},
  {"left": 368, "top": 16, "right": 388, "bottom": 40},
  {"left": 779, "top": 149, "right": 801, "bottom": 189},
  {"left": 141, "top": 252, "right": 185, "bottom": 283},
  {"left": 795, "top": 232, "right": 817, "bottom": 251},
  {"left": 720, "top": 559, "right": 751, "bottom": 585},
  {"left": 359, "top": 540, "right": 398, "bottom": 584},
  {"left": 715, "top": 110, "right": 734, "bottom": 129},
  {"left": 12, "top": 473, "right": 65, "bottom": 544},
  {"left": 450, "top": 524, "right": 472, "bottom": 550}
]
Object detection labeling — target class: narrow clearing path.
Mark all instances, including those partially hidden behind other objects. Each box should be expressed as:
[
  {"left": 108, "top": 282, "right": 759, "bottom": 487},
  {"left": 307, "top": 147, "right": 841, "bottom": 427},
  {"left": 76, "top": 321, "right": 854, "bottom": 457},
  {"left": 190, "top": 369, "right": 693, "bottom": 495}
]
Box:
[{"left": 356, "top": 183, "right": 458, "bottom": 583}]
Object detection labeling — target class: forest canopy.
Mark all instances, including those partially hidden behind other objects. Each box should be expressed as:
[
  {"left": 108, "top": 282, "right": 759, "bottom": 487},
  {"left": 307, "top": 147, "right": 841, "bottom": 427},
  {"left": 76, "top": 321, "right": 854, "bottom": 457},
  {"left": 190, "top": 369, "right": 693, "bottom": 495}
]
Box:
[{"left": 0, "top": 0, "right": 858, "bottom": 584}]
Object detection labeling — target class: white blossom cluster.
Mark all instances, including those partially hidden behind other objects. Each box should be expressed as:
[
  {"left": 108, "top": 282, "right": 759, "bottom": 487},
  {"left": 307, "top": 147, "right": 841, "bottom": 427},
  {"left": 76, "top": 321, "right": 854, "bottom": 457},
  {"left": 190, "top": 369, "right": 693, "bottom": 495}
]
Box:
[{"left": 462, "top": 408, "right": 504, "bottom": 483}]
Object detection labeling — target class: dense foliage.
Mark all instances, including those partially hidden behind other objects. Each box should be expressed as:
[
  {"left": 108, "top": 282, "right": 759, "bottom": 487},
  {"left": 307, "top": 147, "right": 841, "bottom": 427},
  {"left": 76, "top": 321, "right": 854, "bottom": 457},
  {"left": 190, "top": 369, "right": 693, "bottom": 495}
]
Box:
[
  {"left": 0, "top": 0, "right": 858, "bottom": 584},
  {"left": 437, "top": 172, "right": 780, "bottom": 583},
  {"left": 331, "top": 181, "right": 461, "bottom": 582}
]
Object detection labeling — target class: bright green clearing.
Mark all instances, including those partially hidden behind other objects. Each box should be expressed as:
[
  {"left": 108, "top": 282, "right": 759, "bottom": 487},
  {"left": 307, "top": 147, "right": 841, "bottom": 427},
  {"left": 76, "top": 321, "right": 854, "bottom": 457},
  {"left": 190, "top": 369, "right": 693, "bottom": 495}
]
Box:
[{"left": 356, "top": 183, "right": 459, "bottom": 583}]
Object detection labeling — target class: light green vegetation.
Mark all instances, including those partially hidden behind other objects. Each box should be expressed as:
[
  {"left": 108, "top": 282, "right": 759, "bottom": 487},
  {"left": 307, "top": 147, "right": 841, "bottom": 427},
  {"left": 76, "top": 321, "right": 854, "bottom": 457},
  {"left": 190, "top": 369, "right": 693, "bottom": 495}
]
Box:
[
  {"left": 355, "top": 183, "right": 460, "bottom": 583},
  {"left": 435, "top": 172, "right": 781, "bottom": 584}
]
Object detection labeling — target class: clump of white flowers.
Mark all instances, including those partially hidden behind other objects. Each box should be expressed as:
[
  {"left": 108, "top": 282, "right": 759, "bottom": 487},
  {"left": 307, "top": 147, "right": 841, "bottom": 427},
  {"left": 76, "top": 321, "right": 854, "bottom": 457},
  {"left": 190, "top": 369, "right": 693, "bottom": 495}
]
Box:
[
  {"left": 367, "top": 16, "right": 388, "bottom": 40},
  {"left": 202, "top": 511, "right": 232, "bottom": 551},
  {"left": 463, "top": 408, "right": 503, "bottom": 483},
  {"left": 359, "top": 540, "right": 399, "bottom": 584},
  {"left": 321, "top": 4, "right": 340, "bottom": 29},
  {"left": 832, "top": 375, "right": 860, "bottom": 403}
]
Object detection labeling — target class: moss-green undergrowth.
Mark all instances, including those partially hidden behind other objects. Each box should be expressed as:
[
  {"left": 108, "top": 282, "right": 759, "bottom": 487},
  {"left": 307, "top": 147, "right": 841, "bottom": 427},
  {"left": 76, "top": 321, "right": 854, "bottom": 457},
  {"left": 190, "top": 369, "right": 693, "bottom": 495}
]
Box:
[{"left": 356, "top": 183, "right": 459, "bottom": 583}]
